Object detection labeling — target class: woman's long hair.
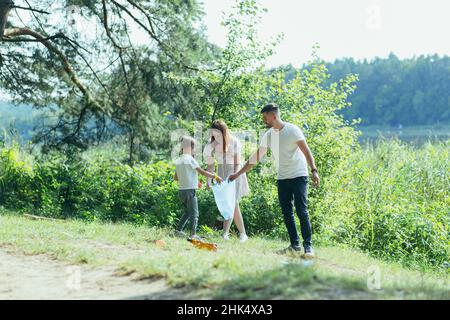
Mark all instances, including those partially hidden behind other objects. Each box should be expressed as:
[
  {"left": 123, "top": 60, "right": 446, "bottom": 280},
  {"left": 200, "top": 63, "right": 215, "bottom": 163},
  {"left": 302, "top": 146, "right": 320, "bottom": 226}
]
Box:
[{"left": 210, "top": 120, "right": 230, "bottom": 153}]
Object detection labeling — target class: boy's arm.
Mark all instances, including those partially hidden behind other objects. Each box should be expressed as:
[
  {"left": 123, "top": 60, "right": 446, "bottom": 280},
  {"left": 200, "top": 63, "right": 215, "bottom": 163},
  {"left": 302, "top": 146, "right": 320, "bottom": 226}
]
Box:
[{"left": 196, "top": 167, "right": 223, "bottom": 183}]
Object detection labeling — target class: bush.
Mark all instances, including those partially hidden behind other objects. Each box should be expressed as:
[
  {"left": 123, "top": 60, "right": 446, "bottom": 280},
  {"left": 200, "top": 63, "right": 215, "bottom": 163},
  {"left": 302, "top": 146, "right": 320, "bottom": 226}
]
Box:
[
  {"left": 0, "top": 146, "right": 282, "bottom": 234},
  {"left": 0, "top": 145, "right": 35, "bottom": 210},
  {"left": 315, "top": 139, "right": 450, "bottom": 268}
]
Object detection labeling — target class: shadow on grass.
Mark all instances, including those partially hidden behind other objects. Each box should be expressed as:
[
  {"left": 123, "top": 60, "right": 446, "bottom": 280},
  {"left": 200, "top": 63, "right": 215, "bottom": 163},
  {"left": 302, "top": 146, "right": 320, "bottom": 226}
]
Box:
[
  {"left": 213, "top": 262, "right": 450, "bottom": 300},
  {"left": 123, "top": 262, "right": 374, "bottom": 300},
  {"left": 210, "top": 262, "right": 376, "bottom": 300},
  {"left": 121, "top": 260, "right": 450, "bottom": 300}
]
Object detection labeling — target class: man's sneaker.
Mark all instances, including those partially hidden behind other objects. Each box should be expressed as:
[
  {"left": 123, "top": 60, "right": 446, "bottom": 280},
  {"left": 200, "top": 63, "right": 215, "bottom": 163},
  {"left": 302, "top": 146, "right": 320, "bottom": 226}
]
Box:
[
  {"left": 175, "top": 230, "right": 187, "bottom": 238},
  {"left": 222, "top": 233, "right": 230, "bottom": 241},
  {"left": 276, "top": 245, "right": 301, "bottom": 255},
  {"left": 239, "top": 233, "right": 248, "bottom": 243},
  {"left": 303, "top": 246, "right": 315, "bottom": 259}
]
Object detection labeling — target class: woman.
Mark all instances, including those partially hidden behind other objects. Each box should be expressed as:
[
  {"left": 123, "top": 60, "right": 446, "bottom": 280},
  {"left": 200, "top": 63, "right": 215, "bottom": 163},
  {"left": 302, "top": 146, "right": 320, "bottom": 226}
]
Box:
[{"left": 203, "top": 120, "right": 250, "bottom": 242}]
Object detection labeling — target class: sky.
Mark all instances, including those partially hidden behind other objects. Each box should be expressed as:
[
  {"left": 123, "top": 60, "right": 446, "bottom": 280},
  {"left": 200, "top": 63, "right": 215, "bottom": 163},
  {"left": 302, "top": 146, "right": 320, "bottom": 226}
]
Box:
[
  {"left": 2, "top": 0, "right": 449, "bottom": 101},
  {"left": 201, "top": 0, "right": 450, "bottom": 68}
]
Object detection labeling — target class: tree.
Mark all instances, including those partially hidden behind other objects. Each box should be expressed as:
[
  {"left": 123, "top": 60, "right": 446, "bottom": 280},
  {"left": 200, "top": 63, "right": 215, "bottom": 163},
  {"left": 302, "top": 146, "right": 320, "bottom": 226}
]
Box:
[
  {"left": 1, "top": 0, "right": 216, "bottom": 163},
  {"left": 322, "top": 54, "right": 450, "bottom": 126},
  {"left": 170, "top": 0, "right": 281, "bottom": 129}
]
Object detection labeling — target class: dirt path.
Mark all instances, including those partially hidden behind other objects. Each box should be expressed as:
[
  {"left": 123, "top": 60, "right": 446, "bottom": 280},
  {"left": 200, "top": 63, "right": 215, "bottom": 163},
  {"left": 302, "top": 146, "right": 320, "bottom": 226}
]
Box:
[{"left": 0, "top": 248, "right": 188, "bottom": 300}]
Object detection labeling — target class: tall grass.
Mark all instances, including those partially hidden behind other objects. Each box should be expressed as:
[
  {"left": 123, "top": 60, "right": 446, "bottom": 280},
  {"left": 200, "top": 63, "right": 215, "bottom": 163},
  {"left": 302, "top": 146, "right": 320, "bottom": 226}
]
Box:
[{"left": 315, "top": 139, "right": 449, "bottom": 269}]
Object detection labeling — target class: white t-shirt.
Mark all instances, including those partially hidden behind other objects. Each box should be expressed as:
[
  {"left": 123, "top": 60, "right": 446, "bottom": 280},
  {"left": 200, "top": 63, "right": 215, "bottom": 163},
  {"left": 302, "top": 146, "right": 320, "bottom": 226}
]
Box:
[
  {"left": 260, "top": 122, "right": 308, "bottom": 180},
  {"left": 174, "top": 154, "right": 200, "bottom": 190}
]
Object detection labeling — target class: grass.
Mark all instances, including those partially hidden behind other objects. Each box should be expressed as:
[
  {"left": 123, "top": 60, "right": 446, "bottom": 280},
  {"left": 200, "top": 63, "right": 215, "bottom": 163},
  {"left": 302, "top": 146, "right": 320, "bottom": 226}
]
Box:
[{"left": 0, "top": 210, "right": 448, "bottom": 299}]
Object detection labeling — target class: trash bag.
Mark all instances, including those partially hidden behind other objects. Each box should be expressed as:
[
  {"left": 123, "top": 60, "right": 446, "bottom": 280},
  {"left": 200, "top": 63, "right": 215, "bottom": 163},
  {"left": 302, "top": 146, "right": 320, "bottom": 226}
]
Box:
[{"left": 211, "top": 179, "right": 236, "bottom": 220}]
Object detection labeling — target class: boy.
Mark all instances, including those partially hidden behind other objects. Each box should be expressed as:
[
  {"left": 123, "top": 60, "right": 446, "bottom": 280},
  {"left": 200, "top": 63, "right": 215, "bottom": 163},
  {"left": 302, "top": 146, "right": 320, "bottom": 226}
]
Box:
[{"left": 174, "top": 136, "right": 223, "bottom": 240}]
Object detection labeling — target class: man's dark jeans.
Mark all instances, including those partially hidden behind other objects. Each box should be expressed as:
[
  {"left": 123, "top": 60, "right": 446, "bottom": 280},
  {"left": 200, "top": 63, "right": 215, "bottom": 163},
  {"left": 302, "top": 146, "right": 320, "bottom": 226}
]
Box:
[{"left": 277, "top": 176, "right": 312, "bottom": 250}]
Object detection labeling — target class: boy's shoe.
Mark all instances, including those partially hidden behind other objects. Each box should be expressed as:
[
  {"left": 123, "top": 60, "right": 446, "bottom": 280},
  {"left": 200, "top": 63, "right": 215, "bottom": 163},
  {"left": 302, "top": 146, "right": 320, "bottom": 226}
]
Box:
[
  {"left": 188, "top": 234, "right": 203, "bottom": 241},
  {"left": 175, "top": 230, "right": 187, "bottom": 238},
  {"left": 239, "top": 233, "right": 248, "bottom": 243},
  {"left": 276, "top": 245, "right": 301, "bottom": 255},
  {"left": 303, "top": 246, "right": 315, "bottom": 259},
  {"left": 222, "top": 233, "right": 230, "bottom": 241}
]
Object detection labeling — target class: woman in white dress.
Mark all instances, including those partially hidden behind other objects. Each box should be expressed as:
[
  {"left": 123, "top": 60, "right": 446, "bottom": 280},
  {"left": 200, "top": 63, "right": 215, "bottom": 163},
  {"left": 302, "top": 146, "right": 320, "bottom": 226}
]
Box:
[{"left": 203, "top": 120, "right": 250, "bottom": 242}]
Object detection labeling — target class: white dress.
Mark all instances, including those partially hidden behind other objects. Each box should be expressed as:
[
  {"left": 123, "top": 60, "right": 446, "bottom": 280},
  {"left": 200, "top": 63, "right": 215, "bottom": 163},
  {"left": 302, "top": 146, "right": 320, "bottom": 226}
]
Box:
[{"left": 203, "top": 136, "right": 250, "bottom": 202}]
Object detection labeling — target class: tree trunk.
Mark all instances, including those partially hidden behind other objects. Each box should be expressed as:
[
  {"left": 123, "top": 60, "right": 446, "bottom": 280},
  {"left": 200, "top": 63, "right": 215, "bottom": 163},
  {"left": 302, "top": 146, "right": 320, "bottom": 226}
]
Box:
[{"left": 0, "top": 0, "right": 13, "bottom": 38}]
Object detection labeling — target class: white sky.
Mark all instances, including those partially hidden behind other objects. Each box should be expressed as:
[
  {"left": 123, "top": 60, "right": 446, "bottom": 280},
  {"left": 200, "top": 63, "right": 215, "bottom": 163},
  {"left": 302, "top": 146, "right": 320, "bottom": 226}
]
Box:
[{"left": 201, "top": 0, "right": 450, "bottom": 68}]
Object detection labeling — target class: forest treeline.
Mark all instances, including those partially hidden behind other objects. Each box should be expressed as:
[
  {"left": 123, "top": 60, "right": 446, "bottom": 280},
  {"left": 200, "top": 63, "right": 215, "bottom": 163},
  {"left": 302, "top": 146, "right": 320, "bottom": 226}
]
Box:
[
  {"left": 3, "top": 53, "right": 450, "bottom": 141},
  {"left": 278, "top": 53, "right": 450, "bottom": 126}
]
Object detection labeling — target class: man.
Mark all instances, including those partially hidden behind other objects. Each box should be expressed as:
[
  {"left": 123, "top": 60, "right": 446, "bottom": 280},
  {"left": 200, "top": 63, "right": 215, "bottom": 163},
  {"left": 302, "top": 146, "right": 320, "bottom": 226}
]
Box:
[{"left": 229, "top": 103, "right": 320, "bottom": 258}]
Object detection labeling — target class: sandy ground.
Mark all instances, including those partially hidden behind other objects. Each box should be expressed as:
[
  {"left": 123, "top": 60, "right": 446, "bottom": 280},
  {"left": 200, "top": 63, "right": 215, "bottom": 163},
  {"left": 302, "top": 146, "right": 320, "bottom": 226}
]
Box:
[{"left": 0, "top": 248, "right": 188, "bottom": 300}]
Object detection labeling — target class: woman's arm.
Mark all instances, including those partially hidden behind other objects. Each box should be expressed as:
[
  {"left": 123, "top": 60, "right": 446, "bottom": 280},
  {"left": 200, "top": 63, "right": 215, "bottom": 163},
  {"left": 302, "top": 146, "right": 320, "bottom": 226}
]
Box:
[
  {"left": 206, "top": 163, "right": 214, "bottom": 187},
  {"left": 234, "top": 152, "right": 240, "bottom": 173},
  {"left": 204, "top": 143, "right": 216, "bottom": 187},
  {"left": 233, "top": 138, "right": 243, "bottom": 173},
  {"left": 206, "top": 163, "right": 215, "bottom": 174}
]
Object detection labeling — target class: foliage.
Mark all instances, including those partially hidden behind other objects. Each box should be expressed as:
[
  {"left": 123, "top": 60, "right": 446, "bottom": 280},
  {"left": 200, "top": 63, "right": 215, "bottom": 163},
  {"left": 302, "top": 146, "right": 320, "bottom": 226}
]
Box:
[
  {"left": 0, "top": 142, "right": 279, "bottom": 233},
  {"left": 0, "top": 0, "right": 217, "bottom": 162},
  {"left": 314, "top": 139, "right": 450, "bottom": 269},
  {"left": 169, "top": 0, "right": 282, "bottom": 127},
  {"left": 279, "top": 53, "right": 450, "bottom": 126},
  {"left": 1, "top": 0, "right": 447, "bottom": 274}
]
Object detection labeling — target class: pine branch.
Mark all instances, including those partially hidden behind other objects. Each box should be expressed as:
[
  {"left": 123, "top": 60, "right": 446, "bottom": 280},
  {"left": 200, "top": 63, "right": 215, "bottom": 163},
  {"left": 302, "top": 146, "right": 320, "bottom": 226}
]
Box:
[{"left": 12, "top": 5, "right": 49, "bottom": 15}]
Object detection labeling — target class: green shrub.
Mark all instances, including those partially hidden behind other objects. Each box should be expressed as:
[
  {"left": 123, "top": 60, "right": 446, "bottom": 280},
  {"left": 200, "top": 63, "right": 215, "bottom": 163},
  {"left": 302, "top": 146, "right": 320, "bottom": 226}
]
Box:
[
  {"left": 315, "top": 139, "right": 450, "bottom": 268},
  {"left": 0, "top": 146, "right": 35, "bottom": 210},
  {"left": 0, "top": 145, "right": 283, "bottom": 234}
]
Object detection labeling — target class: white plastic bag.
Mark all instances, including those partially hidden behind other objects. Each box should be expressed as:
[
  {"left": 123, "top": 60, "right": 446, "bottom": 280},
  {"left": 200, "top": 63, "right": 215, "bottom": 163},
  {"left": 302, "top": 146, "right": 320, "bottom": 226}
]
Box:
[{"left": 211, "top": 179, "right": 236, "bottom": 220}]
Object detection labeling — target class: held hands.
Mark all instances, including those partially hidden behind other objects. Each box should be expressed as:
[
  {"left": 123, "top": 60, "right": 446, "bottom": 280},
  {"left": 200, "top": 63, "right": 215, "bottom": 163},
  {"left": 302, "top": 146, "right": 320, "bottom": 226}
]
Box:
[
  {"left": 214, "top": 175, "right": 224, "bottom": 184},
  {"left": 205, "top": 176, "right": 223, "bottom": 189}
]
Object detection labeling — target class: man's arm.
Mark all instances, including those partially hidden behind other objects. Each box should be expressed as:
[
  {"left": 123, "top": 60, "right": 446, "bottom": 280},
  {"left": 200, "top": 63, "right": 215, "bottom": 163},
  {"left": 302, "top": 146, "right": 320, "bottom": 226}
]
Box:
[
  {"left": 229, "top": 146, "right": 267, "bottom": 181},
  {"left": 296, "top": 140, "right": 320, "bottom": 187}
]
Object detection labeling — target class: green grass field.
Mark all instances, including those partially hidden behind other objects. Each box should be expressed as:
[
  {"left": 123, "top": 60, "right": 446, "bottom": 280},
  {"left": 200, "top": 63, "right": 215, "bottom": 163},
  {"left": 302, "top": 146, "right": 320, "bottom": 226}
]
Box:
[{"left": 0, "top": 211, "right": 448, "bottom": 299}]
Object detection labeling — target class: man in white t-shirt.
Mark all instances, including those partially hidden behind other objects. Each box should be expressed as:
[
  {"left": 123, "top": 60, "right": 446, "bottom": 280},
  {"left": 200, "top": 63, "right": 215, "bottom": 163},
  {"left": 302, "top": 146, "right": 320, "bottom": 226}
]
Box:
[{"left": 229, "top": 103, "right": 320, "bottom": 258}]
